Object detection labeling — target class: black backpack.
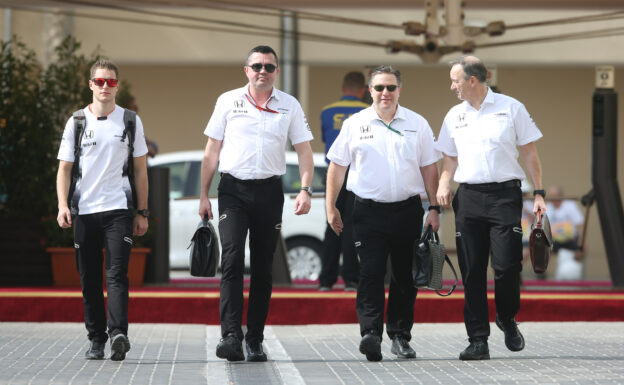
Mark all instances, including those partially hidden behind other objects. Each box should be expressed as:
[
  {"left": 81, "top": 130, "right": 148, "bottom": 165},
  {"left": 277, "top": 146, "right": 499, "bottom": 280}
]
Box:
[{"left": 67, "top": 108, "right": 137, "bottom": 215}]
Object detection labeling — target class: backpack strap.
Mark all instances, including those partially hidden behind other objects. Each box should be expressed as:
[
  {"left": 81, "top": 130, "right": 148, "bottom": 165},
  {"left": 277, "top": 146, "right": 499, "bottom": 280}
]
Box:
[
  {"left": 67, "top": 109, "right": 86, "bottom": 215},
  {"left": 123, "top": 108, "right": 138, "bottom": 210}
]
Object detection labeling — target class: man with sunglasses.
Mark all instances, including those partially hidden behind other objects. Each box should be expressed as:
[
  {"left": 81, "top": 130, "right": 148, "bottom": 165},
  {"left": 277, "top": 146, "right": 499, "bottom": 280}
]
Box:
[
  {"left": 436, "top": 55, "right": 546, "bottom": 360},
  {"left": 199, "top": 45, "right": 314, "bottom": 362},
  {"left": 326, "top": 65, "right": 441, "bottom": 361},
  {"left": 56, "top": 59, "right": 149, "bottom": 361}
]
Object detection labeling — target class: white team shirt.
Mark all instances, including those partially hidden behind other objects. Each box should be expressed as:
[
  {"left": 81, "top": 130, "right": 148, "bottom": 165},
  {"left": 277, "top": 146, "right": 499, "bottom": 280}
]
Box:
[
  {"left": 327, "top": 105, "right": 441, "bottom": 203},
  {"left": 57, "top": 105, "right": 148, "bottom": 215},
  {"left": 204, "top": 84, "right": 313, "bottom": 180},
  {"left": 436, "top": 88, "right": 543, "bottom": 184}
]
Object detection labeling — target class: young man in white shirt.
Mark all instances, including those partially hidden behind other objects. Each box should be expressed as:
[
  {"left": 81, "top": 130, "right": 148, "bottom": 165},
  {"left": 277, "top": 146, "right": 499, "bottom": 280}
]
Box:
[
  {"left": 326, "top": 65, "right": 441, "bottom": 361},
  {"left": 56, "top": 59, "right": 149, "bottom": 361},
  {"left": 199, "top": 45, "right": 314, "bottom": 362},
  {"left": 436, "top": 55, "right": 546, "bottom": 360}
]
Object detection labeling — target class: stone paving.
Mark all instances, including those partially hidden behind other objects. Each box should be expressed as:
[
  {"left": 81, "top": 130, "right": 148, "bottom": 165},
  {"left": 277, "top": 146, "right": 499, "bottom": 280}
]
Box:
[{"left": 1, "top": 322, "right": 623, "bottom": 384}]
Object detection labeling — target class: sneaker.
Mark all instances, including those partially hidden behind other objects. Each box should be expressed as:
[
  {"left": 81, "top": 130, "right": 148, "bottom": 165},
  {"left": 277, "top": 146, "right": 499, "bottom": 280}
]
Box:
[
  {"left": 344, "top": 282, "right": 358, "bottom": 292},
  {"left": 216, "top": 333, "right": 245, "bottom": 362},
  {"left": 318, "top": 286, "right": 332, "bottom": 292},
  {"left": 459, "top": 340, "right": 490, "bottom": 361},
  {"left": 85, "top": 340, "right": 105, "bottom": 360},
  {"left": 359, "top": 331, "right": 382, "bottom": 362},
  {"left": 110, "top": 334, "right": 131, "bottom": 361},
  {"left": 390, "top": 336, "right": 416, "bottom": 359},
  {"left": 246, "top": 341, "right": 268, "bottom": 362},
  {"left": 495, "top": 314, "right": 525, "bottom": 352}
]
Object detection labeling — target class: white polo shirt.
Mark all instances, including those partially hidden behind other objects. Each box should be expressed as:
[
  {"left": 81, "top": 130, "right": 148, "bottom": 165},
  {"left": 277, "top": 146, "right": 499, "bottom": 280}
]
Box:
[
  {"left": 57, "top": 105, "right": 149, "bottom": 215},
  {"left": 204, "top": 84, "right": 313, "bottom": 180},
  {"left": 436, "top": 88, "right": 542, "bottom": 184},
  {"left": 327, "top": 105, "right": 441, "bottom": 203}
]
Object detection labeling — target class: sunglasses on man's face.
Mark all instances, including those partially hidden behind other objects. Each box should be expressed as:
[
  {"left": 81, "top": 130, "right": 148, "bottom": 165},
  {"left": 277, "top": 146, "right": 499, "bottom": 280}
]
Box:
[
  {"left": 372, "top": 84, "right": 398, "bottom": 92},
  {"left": 91, "top": 78, "right": 118, "bottom": 87},
  {"left": 248, "top": 63, "right": 277, "bottom": 73}
]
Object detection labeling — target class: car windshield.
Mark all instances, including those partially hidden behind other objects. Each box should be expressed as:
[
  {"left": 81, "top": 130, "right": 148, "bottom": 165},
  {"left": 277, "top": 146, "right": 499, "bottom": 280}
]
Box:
[{"left": 152, "top": 161, "right": 327, "bottom": 199}]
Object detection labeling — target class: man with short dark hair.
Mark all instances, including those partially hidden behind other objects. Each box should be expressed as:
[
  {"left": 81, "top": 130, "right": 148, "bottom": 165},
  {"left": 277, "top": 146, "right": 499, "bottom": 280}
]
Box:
[
  {"left": 56, "top": 58, "right": 149, "bottom": 361},
  {"left": 437, "top": 55, "right": 546, "bottom": 360},
  {"left": 199, "top": 45, "right": 314, "bottom": 362},
  {"left": 327, "top": 65, "right": 441, "bottom": 361},
  {"left": 318, "top": 71, "right": 368, "bottom": 292}
]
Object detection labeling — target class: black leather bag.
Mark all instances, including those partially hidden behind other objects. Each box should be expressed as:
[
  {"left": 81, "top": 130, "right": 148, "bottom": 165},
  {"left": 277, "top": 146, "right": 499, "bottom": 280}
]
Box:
[
  {"left": 530, "top": 210, "right": 553, "bottom": 274},
  {"left": 413, "top": 225, "right": 458, "bottom": 297},
  {"left": 188, "top": 216, "right": 220, "bottom": 277}
]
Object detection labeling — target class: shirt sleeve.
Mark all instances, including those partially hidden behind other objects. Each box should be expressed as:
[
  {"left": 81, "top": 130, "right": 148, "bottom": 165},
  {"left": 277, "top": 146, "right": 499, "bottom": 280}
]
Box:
[
  {"left": 133, "top": 115, "right": 149, "bottom": 157},
  {"left": 288, "top": 100, "right": 314, "bottom": 145},
  {"left": 57, "top": 116, "right": 76, "bottom": 162},
  {"left": 418, "top": 119, "right": 442, "bottom": 167},
  {"left": 327, "top": 118, "right": 352, "bottom": 166},
  {"left": 435, "top": 115, "right": 458, "bottom": 157},
  {"left": 204, "top": 95, "right": 228, "bottom": 140},
  {"left": 514, "top": 102, "right": 543, "bottom": 146}
]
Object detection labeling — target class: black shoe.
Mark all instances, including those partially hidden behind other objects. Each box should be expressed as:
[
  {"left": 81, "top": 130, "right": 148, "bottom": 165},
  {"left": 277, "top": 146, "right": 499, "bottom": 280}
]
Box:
[
  {"left": 459, "top": 340, "right": 490, "bottom": 360},
  {"left": 216, "top": 333, "right": 245, "bottom": 362},
  {"left": 496, "top": 314, "right": 525, "bottom": 352},
  {"left": 344, "top": 282, "right": 358, "bottom": 292},
  {"left": 318, "top": 286, "right": 332, "bottom": 292},
  {"left": 85, "top": 340, "right": 105, "bottom": 360},
  {"left": 246, "top": 341, "right": 268, "bottom": 362},
  {"left": 359, "top": 331, "right": 382, "bottom": 362},
  {"left": 110, "top": 334, "right": 131, "bottom": 361},
  {"left": 390, "top": 336, "right": 416, "bottom": 359}
]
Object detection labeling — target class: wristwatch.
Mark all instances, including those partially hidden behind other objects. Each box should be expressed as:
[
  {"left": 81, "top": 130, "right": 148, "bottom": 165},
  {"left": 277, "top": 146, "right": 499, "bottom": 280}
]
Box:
[
  {"left": 533, "top": 189, "right": 546, "bottom": 198},
  {"left": 428, "top": 205, "right": 441, "bottom": 213},
  {"left": 137, "top": 209, "right": 150, "bottom": 218},
  {"left": 301, "top": 186, "right": 313, "bottom": 196}
]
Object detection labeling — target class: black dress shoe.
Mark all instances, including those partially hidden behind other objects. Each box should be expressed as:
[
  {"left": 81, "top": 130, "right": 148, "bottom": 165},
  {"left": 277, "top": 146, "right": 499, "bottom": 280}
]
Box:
[
  {"left": 216, "top": 333, "right": 245, "bottom": 361},
  {"left": 459, "top": 340, "right": 490, "bottom": 360},
  {"left": 110, "top": 333, "right": 131, "bottom": 361},
  {"left": 85, "top": 340, "right": 105, "bottom": 360},
  {"left": 246, "top": 341, "right": 268, "bottom": 362},
  {"left": 496, "top": 314, "right": 525, "bottom": 352},
  {"left": 391, "top": 336, "right": 416, "bottom": 358},
  {"left": 359, "top": 331, "right": 382, "bottom": 362}
]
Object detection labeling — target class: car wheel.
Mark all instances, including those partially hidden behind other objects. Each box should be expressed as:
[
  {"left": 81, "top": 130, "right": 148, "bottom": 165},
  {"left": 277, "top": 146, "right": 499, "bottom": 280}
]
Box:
[{"left": 285, "top": 237, "right": 323, "bottom": 281}]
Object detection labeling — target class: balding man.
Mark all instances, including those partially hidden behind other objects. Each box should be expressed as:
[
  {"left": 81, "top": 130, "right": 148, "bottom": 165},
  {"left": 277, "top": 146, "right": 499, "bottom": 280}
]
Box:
[{"left": 436, "top": 56, "right": 546, "bottom": 360}]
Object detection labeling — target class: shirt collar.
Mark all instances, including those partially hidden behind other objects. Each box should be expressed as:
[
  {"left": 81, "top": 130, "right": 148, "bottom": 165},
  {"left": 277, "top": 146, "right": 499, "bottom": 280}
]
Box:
[
  {"left": 365, "top": 104, "right": 405, "bottom": 122},
  {"left": 243, "top": 84, "right": 280, "bottom": 102},
  {"left": 341, "top": 95, "right": 362, "bottom": 101}
]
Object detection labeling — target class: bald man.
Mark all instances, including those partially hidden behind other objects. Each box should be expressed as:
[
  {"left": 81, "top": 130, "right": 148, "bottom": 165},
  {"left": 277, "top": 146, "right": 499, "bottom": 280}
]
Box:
[{"left": 436, "top": 55, "right": 546, "bottom": 360}]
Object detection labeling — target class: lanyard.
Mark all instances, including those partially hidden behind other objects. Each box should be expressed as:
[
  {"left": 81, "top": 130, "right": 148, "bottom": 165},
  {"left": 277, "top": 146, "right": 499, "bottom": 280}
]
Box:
[
  {"left": 245, "top": 94, "right": 279, "bottom": 114},
  {"left": 378, "top": 119, "right": 403, "bottom": 136}
]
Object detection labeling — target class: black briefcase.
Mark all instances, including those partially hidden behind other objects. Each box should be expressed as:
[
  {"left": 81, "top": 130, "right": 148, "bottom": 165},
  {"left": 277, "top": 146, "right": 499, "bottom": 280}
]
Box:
[
  {"left": 413, "top": 225, "right": 458, "bottom": 297},
  {"left": 529, "top": 210, "right": 553, "bottom": 274},
  {"left": 188, "top": 216, "right": 220, "bottom": 277}
]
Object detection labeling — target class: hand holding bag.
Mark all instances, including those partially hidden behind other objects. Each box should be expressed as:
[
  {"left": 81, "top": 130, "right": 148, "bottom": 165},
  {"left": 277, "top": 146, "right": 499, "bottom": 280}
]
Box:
[
  {"left": 413, "top": 225, "right": 458, "bottom": 297},
  {"left": 529, "top": 209, "right": 553, "bottom": 274},
  {"left": 188, "top": 216, "right": 220, "bottom": 277}
]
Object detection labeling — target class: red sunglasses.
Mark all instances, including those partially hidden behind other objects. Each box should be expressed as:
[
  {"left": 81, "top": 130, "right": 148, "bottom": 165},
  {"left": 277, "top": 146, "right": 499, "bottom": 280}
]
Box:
[{"left": 91, "top": 78, "right": 118, "bottom": 87}]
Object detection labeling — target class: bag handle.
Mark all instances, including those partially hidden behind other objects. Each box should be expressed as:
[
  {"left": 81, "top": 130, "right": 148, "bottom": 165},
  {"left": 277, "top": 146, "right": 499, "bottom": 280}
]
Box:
[
  {"left": 202, "top": 214, "right": 208, "bottom": 227},
  {"left": 535, "top": 209, "right": 543, "bottom": 229}
]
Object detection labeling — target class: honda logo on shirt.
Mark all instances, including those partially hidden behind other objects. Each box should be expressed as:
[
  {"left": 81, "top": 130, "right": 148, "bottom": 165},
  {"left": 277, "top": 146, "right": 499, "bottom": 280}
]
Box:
[
  {"left": 84, "top": 130, "right": 94, "bottom": 139},
  {"left": 233, "top": 99, "right": 245, "bottom": 108},
  {"left": 360, "top": 125, "right": 371, "bottom": 134},
  {"left": 458, "top": 113, "right": 466, "bottom": 122}
]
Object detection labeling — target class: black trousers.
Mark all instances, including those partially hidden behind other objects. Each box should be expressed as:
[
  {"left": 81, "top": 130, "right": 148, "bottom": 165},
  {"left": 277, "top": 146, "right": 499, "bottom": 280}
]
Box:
[
  {"left": 217, "top": 174, "right": 284, "bottom": 344},
  {"left": 73, "top": 209, "right": 133, "bottom": 343},
  {"left": 352, "top": 195, "right": 423, "bottom": 341},
  {"left": 453, "top": 183, "right": 523, "bottom": 340},
  {"left": 319, "top": 170, "right": 359, "bottom": 287}
]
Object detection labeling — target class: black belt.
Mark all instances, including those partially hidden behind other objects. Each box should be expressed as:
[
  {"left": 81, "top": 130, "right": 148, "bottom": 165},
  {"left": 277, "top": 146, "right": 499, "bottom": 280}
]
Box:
[
  {"left": 461, "top": 179, "right": 521, "bottom": 191},
  {"left": 221, "top": 173, "right": 280, "bottom": 185},
  {"left": 355, "top": 195, "right": 421, "bottom": 209}
]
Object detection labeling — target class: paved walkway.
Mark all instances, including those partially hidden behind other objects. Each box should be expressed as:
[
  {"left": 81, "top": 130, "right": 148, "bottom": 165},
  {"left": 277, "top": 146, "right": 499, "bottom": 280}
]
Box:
[{"left": 1, "top": 322, "right": 623, "bottom": 384}]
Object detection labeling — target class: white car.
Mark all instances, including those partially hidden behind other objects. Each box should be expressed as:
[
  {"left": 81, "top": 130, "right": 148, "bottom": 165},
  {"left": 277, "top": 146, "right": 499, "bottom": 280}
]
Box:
[{"left": 148, "top": 151, "right": 328, "bottom": 280}]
